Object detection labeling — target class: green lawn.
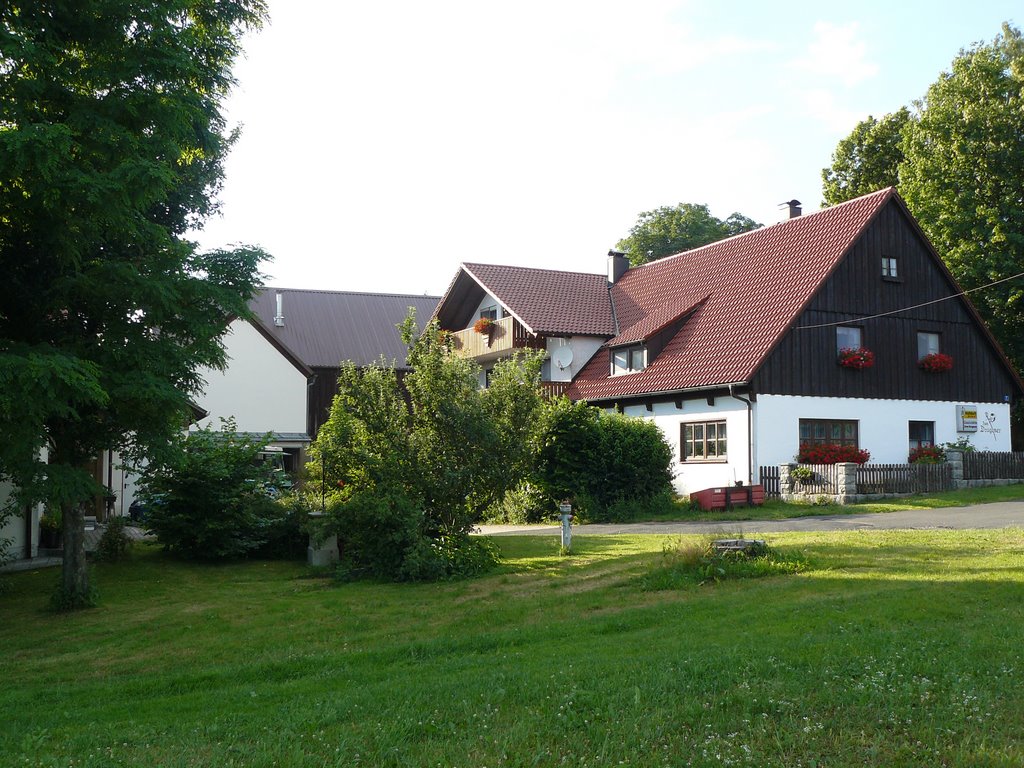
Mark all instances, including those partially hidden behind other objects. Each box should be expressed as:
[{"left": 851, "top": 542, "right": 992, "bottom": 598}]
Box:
[
  {"left": 3, "top": 530, "right": 1024, "bottom": 767},
  {"left": 658, "top": 482, "right": 1024, "bottom": 523}
]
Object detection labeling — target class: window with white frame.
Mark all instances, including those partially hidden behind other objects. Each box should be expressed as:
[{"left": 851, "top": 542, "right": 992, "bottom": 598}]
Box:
[
  {"left": 681, "top": 420, "right": 727, "bottom": 461},
  {"left": 836, "top": 325, "right": 862, "bottom": 353},
  {"left": 917, "top": 331, "right": 940, "bottom": 360},
  {"left": 479, "top": 305, "right": 498, "bottom": 321},
  {"left": 611, "top": 344, "right": 646, "bottom": 375},
  {"left": 882, "top": 256, "right": 898, "bottom": 279}
]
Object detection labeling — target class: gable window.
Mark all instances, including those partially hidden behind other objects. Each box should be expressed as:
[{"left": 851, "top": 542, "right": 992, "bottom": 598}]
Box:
[
  {"left": 836, "top": 326, "right": 862, "bottom": 353},
  {"left": 682, "top": 421, "right": 726, "bottom": 461},
  {"left": 611, "top": 344, "right": 646, "bottom": 375},
  {"left": 909, "top": 421, "right": 934, "bottom": 450},
  {"left": 882, "top": 256, "right": 899, "bottom": 279},
  {"left": 917, "top": 332, "right": 940, "bottom": 360},
  {"left": 799, "top": 419, "right": 858, "bottom": 448},
  {"left": 479, "top": 305, "right": 498, "bottom": 321}
]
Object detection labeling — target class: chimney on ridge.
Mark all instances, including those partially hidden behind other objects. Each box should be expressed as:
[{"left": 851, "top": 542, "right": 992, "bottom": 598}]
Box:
[
  {"left": 780, "top": 199, "right": 802, "bottom": 219},
  {"left": 607, "top": 249, "right": 629, "bottom": 284},
  {"left": 274, "top": 291, "right": 285, "bottom": 327}
]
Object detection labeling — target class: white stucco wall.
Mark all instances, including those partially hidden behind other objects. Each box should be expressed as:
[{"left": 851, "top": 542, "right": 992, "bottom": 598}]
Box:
[
  {"left": 0, "top": 480, "right": 40, "bottom": 561},
  {"left": 470, "top": 291, "right": 503, "bottom": 325},
  {"left": 755, "top": 395, "right": 1012, "bottom": 467},
  {"left": 195, "top": 318, "right": 308, "bottom": 436},
  {"left": 546, "top": 336, "right": 605, "bottom": 382},
  {"left": 619, "top": 398, "right": 752, "bottom": 496}
]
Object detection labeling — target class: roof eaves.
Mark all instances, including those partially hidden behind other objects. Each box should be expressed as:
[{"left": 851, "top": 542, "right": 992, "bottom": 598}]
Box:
[{"left": 246, "top": 314, "right": 315, "bottom": 379}]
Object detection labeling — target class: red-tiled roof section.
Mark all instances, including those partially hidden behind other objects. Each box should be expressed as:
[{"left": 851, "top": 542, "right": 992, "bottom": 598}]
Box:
[
  {"left": 462, "top": 263, "right": 616, "bottom": 336},
  {"left": 249, "top": 288, "right": 440, "bottom": 369},
  {"left": 607, "top": 294, "right": 709, "bottom": 347},
  {"left": 569, "top": 188, "right": 895, "bottom": 401}
]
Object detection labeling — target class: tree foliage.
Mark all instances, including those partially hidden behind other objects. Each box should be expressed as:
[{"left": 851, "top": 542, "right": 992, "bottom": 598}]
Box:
[
  {"left": 0, "top": 1, "right": 268, "bottom": 605},
  {"left": 821, "top": 108, "right": 910, "bottom": 206},
  {"left": 900, "top": 23, "right": 1024, "bottom": 371},
  {"left": 821, "top": 23, "right": 1024, "bottom": 375},
  {"left": 616, "top": 204, "right": 762, "bottom": 267}
]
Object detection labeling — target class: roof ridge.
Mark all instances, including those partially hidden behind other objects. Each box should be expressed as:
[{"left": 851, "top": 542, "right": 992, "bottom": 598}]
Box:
[
  {"left": 261, "top": 287, "right": 441, "bottom": 299},
  {"left": 462, "top": 261, "right": 604, "bottom": 279},
  {"left": 629, "top": 187, "right": 895, "bottom": 271}
]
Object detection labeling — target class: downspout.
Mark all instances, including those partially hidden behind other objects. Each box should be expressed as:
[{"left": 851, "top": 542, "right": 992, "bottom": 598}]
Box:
[{"left": 729, "top": 384, "right": 754, "bottom": 485}]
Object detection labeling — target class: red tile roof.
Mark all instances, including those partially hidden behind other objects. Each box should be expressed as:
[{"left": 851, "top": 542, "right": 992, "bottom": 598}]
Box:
[
  {"left": 460, "top": 263, "right": 615, "bottom": 336},
  {"left": 569, "top": 188, "right": 895, "bottom": 401}
]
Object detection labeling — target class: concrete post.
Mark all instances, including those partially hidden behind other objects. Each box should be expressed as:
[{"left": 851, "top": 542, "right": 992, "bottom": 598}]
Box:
[
  {"left": 836, "top": 463, "right": 858, "bottom": 499},
  {"left": 945, "top": 450, "right": 965, "bottom": 489}
]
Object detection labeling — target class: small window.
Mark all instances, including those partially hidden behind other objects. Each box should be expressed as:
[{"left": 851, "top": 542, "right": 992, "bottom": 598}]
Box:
[
  {"left": 611, "top": 344, "right": 646, "bottom": 375},
  {"left": 682, "top": 420, "right": 727, "bottom": 461},
  {"left": 799, "top": 419, "right": 858, "bottom": 448},
  {"left": 909, "top": 421, "right": 934, "bottom": 450},
  {"left": 917, "top": 332, "right": 940, "bottom": 360},
  {"left": 882, "top": 256, "right": 898, "bottom": 279},
  {"left": 479, "top": 306, "right": 498, "bottom": 321},
  {"left": 836, "top": 326, "right": 862, "bottom": 354}
]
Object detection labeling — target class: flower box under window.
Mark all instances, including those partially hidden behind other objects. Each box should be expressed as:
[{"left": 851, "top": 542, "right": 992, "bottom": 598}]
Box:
[
  {"left": 918, "top": 352, "right": 953, "bottom": 373},
  {"left": 837, "top": 347, "right": 874, "bottom": 370}
]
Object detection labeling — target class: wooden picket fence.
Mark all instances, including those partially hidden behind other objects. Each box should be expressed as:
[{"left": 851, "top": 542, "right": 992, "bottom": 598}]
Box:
[
  {"left": 962, "top": 451, "right": 1024, "bottom": 480},
  {"left": 758, "top": 466, "right": 780, "bottom": 498},
  {"left": 855, "top": 463, "right": 953, "bottom": 494}
]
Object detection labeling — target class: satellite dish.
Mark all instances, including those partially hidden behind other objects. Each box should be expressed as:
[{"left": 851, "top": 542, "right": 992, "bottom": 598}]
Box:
[{"left": 551, "top": 345, "right": 574, "bottom": 370}]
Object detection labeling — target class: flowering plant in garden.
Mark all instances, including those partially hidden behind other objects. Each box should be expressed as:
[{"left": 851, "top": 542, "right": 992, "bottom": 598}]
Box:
[
  {"left": 918, "top": 352, "right": 953, "bottom": 373},
  {"left": 473, "top": 317, "right": 495, "bottom": 334},
  {"left": 797, "top": 444, "right": 871, "bottom": 464},
  {"left": 837, "top": 347, "right": 875, "bottom": 369},
  {"left": 909, "top": 445, "right": 946, "bottom": 464}
]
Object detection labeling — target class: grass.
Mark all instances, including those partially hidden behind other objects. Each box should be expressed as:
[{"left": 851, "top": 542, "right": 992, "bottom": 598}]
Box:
[
  {"left": 3, "top": 530, "right": 1024, "bottom": 766},
  {"left": 641, "top": 482, "right": 1024, "bottom": 523}
]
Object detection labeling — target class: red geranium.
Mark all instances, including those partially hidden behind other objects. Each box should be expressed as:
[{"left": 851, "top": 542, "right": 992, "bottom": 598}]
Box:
[
  {"left": 473, "top": 317, "right": 495, "bottom": 334},
  {"left": 837, "top": 347, "right": 875, "bottom": 369},
  {"left": 909, "top": 445, "right": 946, "bottom": 464},
  {"left": 918, "top": 352, "right": 953, "bottom": 373},
  {"left": 797, "top": 443, "right": 871, "bottom": 464}
]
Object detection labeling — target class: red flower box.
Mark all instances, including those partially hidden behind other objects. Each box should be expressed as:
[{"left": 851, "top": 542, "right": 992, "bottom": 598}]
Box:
[
  {"left": 909, "top": 445, "right": 945, "bottom": 464},
  {"left": 918, "top": 352, "right": 953, "bottom": 373},
  {"left": 797, "top": 444, "right": 871, "bottom": 464},
  {"left": 837, "top": 347, "right": 874, "bottom": 369}
]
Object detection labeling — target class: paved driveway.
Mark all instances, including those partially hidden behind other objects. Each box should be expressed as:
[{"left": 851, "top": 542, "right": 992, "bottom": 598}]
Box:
[{"left": 477, "top": 501, "right": 1024, "bottom": 536}]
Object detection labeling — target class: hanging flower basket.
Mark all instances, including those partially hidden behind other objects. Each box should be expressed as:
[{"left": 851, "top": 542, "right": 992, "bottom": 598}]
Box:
[
  {"left": 473, "top": 317, "right": 495, "bottom": 334},
  {"left": 918, "top": 352, "right": 953, "bottom": 373},
  {"left": 837, "top": 347, "right": 874, "bottom": 370}
]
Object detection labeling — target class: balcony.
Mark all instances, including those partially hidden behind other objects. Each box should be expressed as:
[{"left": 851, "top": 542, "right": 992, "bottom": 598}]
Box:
[{"left": 450, "top": 315, "right": 544, "bottom": 361}]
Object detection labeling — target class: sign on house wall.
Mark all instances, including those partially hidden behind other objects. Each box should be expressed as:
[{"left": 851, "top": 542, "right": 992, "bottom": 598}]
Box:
[{"left": 957, "top": 404, "right": 978, "bottom": 432}]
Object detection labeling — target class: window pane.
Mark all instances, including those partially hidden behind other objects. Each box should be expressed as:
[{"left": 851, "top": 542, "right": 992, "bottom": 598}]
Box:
[
  {"left": 917, "top": 332, "right": 940, "bottom": 359},
  {"left": 836, "top": 326, "right": 862, "bottom": 352},
  {"left": 882, "top": 257, "right": 898, "bottom": 278},
  {"left": 613, "top": 349, "right": 628, "bottom": 372},
  {"left": 629, "top": 347, "right": 645, "bottom": 371}
]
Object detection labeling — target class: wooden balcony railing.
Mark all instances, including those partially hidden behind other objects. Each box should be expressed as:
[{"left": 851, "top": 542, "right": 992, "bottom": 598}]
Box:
[{"left": 450, "top": 316, "right": 544, "bottom": 360}]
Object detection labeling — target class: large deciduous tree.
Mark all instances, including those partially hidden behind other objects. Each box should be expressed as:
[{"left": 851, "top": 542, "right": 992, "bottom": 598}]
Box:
[
  {"left": 900, "top": 24, "right": 1024, "bottom": 371},
  {"left": 0, "top": 1, "right": 268, "bottom": 606},
  {"left": 616, "top": 204, "right": 761, "bottom": 267},
  {"left": 821, "top": 108, "right": 910, "bottom": 207}
]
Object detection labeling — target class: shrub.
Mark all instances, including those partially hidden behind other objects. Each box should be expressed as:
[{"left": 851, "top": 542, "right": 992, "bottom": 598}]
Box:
[
  {"left": 138, "top": 420, "right": 290, "bottom": 560},
  {"left": 640, "top": 536, "right": 810, "bottom": 590},
  {"left": 797, "top": 444, "right": 870, "bottom": 464},
  {"left": 909, "top": 445, "right": 946, "bottom": 464},
  {"left": 485, "top": 481, "right": 553, "bottom": 524},
  {"left": 92, "top": 516, "right": 132, "bottom": 562},
  {"left": 533, "top": 399, "right": 674, "bottom": 522}
]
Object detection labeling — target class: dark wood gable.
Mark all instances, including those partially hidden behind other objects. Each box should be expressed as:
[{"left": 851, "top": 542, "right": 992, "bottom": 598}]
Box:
[{"left": 752, "top": 198, "right": 1021, "bottom": 403}]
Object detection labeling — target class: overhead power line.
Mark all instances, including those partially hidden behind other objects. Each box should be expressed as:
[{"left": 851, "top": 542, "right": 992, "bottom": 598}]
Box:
[{"left": 794, "top": 270, "right": 1024, "bottom": 330}]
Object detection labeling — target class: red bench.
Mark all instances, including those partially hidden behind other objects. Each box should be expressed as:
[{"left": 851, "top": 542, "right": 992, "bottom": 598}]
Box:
[{"left": 691, "top": 484, "right": 765, "bottom": 511}]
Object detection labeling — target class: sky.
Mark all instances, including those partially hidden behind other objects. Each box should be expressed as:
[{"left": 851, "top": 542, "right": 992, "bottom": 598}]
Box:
[{"left": 190, "top": 0, "right": 1022, "bottom": 298}]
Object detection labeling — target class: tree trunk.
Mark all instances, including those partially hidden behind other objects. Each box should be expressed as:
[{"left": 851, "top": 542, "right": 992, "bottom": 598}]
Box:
[{"left": 60, "top": 501, "right": 91, "bottom": 607}]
